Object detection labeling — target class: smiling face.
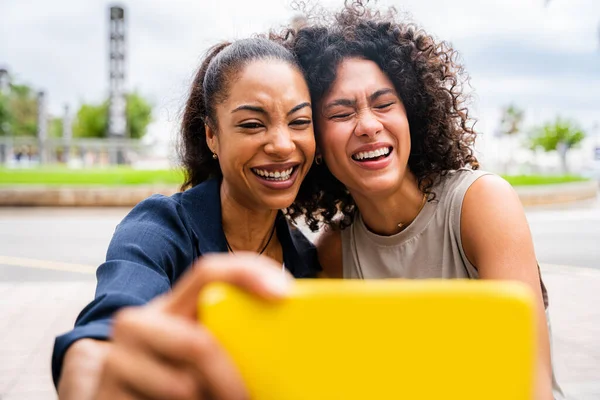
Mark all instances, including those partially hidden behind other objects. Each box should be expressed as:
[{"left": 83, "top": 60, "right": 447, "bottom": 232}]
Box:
[
  {"left": 206, "top": 59, "right": 315, "bottom": 211},
  {"left": 316, "top": 57, "right": 412, "bottom": 198}
]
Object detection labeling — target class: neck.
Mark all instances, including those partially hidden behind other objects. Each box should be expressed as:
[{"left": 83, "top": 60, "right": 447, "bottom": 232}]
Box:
[
  {"left": 220, "top": 183, "right": 279, "bottom": 254},
  {"left": 351, "top": 171, "right": 425, "bottom": 236}
]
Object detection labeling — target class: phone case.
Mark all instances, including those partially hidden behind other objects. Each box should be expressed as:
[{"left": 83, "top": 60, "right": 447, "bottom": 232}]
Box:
[{"left": 199, "top": 279, "right": 535, "bottom": 400}]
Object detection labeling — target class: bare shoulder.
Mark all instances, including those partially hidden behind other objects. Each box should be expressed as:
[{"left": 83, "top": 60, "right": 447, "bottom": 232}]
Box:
[
  {"left": 462, "top": 174, "right": 523, "bottom": 224},
  {"left": 461, "top": 173, "right": 533, "bottom": 272},
  {"left": 315, "top": 225, "right": 344, "bottom": 278}
]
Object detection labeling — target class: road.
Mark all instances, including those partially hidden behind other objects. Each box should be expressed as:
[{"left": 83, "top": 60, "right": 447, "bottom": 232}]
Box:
[
  {"left": 526, "top": 198, "right": 600, "bottom": 269},
  {"left": 0, "top": 199, "right": 598, "bottom": 281}
]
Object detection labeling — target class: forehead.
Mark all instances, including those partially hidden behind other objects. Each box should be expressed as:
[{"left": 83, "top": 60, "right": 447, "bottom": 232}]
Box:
[
  {"left": 326, "top": 58, "right": 396, "bottom": 99},
  {"left": 224, "top": 60, "right": 309, "bottom": 107}
]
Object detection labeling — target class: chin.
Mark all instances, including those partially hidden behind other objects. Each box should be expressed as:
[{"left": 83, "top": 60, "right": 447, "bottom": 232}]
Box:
[
  {"left": 355, "top": 175, "right": 401, "bottom": 197},
  {"left": 259, "top": 193, "right": 297, "bottom": 211}
]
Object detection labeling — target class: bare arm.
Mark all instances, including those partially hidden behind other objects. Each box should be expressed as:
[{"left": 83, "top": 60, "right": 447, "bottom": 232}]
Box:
[
  {"left": 461, "top": 175, "right": 553, "bottom": 400},
  {"left": 58, "top": 339, "right": 110, "bottom": 400},
  {"left": 315, "top": 227, "right": 343, "bottom": 278}
]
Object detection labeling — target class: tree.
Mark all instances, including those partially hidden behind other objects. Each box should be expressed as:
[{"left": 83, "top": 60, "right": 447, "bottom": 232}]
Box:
[
  {"left": 73, "top": 102, "right": 108, "bottom": 138},
  {"left": 529, "top": 118, "right": 586, "bottom": 173},
  {"left": 72, "top": 93, "right": 152, "bottom": 139},
  {"left": 49, "top": 117, "right": 64, "bottom": 139},
  {"left": 0, "top": 92, "right": 11, "bottom": 136},
  {"left": 126, "top": 92, "right": 153, "bottom": 139},
  {"left": 6, "top": 83, "right": 38, "bottom": 137},
  {"left": 499, "top": 104, "right": 525, "bottom": 137},
  {"left": 497, "top": 104, "right": 525, "bottom": 173}
]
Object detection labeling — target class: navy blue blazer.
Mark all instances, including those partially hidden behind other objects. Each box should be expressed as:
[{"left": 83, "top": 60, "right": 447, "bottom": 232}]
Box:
[{"left": 51, "top": 178, "right": 320, "bottom": 387}]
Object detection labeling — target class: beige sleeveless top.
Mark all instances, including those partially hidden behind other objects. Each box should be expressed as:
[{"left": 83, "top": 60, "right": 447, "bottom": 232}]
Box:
[{"left": 341, "top": 169, "right": 563, "bottom": 399}]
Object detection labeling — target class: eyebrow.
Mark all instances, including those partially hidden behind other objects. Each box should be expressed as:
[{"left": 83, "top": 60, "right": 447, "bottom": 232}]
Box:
[
  {"left": 369, "top": 88, "right": 395, "bottom": 102},
  {"left": 287, "top": 102, "right": 311, "bottom": 116},
  {"left": 324, "top": 88, "right": 396, "bottom": 110},
  {"left": 231, "top": 105, "right": 267, "bottom": 115},
  {"left": 231, "top": 102, "right": 312, "bottom": 116},
  {"left": 324, "top": 98, "right": 355, "bottom": 110}
]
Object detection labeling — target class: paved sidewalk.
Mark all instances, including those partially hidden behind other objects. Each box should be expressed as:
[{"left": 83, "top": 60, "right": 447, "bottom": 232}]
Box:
[{"left": 0, "top": 264, "right": 598, "bottom": 400}]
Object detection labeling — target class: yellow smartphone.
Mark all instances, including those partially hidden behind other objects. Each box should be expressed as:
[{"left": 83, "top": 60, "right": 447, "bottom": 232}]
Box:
[{"left": 199, "top": 279, "right": 535, "bottom": 400}]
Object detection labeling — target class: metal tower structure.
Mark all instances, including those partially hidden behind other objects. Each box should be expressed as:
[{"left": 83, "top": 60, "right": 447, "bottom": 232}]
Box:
[{"left": 108, "top": 5, "right": 127, "bottom": 163}]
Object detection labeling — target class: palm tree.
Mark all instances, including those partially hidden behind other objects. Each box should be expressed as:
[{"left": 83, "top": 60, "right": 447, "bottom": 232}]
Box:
[{"left": 498, "top": 104, "right": 525, "bottom": 174}]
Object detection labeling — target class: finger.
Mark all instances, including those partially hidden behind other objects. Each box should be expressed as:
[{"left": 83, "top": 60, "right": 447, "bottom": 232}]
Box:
[
  {"left": 101, "top": 343, "right": 199, "bottom": 400},
  {"left": 112, "top": 307, "right": 210, "bottom": 367},
  {"left": 159, "top": 253, "right": 293, "bottom": 318},
  {"left": 111, "top": 308, "right": 247, "bottom": 400},
  {"left": 187, "top": 325, "right": 249, "bottom": 400},
  {"left": 95, "top": 385, "right": 138, "bottom": 400}
]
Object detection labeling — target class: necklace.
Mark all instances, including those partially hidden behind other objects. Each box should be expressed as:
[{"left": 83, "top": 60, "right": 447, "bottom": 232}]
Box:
[
  {"left": 224, "top": 223, "right": 277, "bottom": 255},
  {"left": 397, "top": 193, "right": 428, "bottom": 230}
]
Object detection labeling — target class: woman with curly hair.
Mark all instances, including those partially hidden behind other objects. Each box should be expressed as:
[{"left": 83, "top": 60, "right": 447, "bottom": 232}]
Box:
[{"left": 281, "top": 2, "right": 562, "bottom": 399}]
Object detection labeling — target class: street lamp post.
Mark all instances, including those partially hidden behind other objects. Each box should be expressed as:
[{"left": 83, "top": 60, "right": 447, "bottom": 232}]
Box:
[
  {"left": 37, "top": 91, "right": 48, "bottom": 165},
  {"left": 63, "top": 104, "right": 72, "bottom": 164}
]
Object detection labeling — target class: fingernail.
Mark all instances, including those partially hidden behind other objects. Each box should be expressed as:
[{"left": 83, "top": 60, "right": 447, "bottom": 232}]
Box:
[{"left": 263, "top": 273, "right": 292, "bottom": 297}]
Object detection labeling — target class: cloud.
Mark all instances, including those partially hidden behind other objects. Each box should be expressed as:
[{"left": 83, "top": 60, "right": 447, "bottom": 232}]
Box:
[{"left": 1, "top": 0, "right": 598, "bottom": 152}]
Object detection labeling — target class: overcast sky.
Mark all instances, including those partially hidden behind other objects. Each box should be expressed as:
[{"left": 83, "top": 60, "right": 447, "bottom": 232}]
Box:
[{"left": 1, "top": 0, "right": 599, "bottom": 157}]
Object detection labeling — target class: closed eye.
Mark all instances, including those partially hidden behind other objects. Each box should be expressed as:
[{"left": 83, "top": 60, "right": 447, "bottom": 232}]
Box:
[
  {"left": 330, "top": 112, "right": 354, "bottom": 120},
  {"left": 374, "top": 102, "right": 394, "bottom": 110},
  {"left": 238, "top": 122, "right": 264, "bottom": 129},
  {"left": 289, "top": 119, "right": 312, "bottom": 127}
]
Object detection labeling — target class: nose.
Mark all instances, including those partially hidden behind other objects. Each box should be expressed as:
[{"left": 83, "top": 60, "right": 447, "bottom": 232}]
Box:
[
  {"left": 354, "top": 109, "right": 383, "bottom": 138},
  {"left": 264, "top": 126, "right": 296, "bottom": 159}
]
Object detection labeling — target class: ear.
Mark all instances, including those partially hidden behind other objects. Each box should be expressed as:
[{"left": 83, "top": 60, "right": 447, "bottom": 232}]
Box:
[{"left": 205, "top": 123, "right": 219, "bottom": 155}]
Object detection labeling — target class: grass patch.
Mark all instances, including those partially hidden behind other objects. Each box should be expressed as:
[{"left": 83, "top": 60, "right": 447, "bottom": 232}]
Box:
[
  {"left": 0, "top": 167, "right": 185, "bottom": 186},
  {"left": 0, "top": 168, "right": 588, "bottom": 187},
  {"left": 502, "top": 175, "right": 588, "bottom": 186}
]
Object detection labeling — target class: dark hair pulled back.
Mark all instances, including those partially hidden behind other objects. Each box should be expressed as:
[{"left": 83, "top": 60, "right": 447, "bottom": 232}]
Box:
[{"left": 178, "top": 37, "right": 300, "bottom": 190}]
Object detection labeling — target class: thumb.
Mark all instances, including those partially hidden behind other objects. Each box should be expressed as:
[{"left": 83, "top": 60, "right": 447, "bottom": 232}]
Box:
[{"left": 155, "top": 253, "right": 293, "bottom": 319}]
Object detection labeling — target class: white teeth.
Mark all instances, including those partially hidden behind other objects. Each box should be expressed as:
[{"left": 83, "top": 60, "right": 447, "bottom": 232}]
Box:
[
  {"left": 252, "top": 167, "right": 294, "bottom": 181},
  {"left": 353, "top": 147, "right": 390, "bottom": 161}
]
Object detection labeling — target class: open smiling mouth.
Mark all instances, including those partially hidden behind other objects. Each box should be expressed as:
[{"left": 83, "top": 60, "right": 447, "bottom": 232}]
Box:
[
  {"left": 251, "top": 166, "right": 297, "bottom": 181},
  {"left": 351, "top": 147, "right": 392, "bottom": 162}
]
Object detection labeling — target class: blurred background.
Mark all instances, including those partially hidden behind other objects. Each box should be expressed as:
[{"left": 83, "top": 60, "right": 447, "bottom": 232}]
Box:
[
  {"left": 0, "top": 0, "right": 599, "bottom": 174},
  {"left": 0, "top": 0, "right": 599, "bottom": 399}
]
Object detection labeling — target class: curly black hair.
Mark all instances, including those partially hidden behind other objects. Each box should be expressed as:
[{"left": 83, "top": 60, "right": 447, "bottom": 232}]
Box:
[
  {"left": 274, "top": 0, "right": 479, "bottom": 231},
  {"left": 178, "top": 38, "right": 300, "bottom": 190}
]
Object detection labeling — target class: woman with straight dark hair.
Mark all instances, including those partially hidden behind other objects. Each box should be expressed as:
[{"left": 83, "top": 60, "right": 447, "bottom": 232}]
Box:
[{"left": 54, "top": 37, "right": 319, "bottom": 400}]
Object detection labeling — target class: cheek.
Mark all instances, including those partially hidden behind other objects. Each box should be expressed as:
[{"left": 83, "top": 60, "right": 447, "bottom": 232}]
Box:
[
  {"left": 220, "top": 137, "right": 253, "bottom": 170},
  {"left": 298, "top": 131, "right": 317, "bottom": 159},
  {"left": 387, "top": 114, "right": 410, "bottom": 146},
  {"left": 319, "top": 122, "right": 350, "bottom": 158}
]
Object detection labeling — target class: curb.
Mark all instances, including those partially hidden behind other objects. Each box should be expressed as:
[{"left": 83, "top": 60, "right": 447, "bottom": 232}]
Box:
[
  {"left": 514, "top": 180, "right": 598, "bottom": 207},
  {"left": 0, "top": 185, "right": 178, "bottom": 207},
  {"left": 0, "top": 180, "right": 597, "bottom": 207}
]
